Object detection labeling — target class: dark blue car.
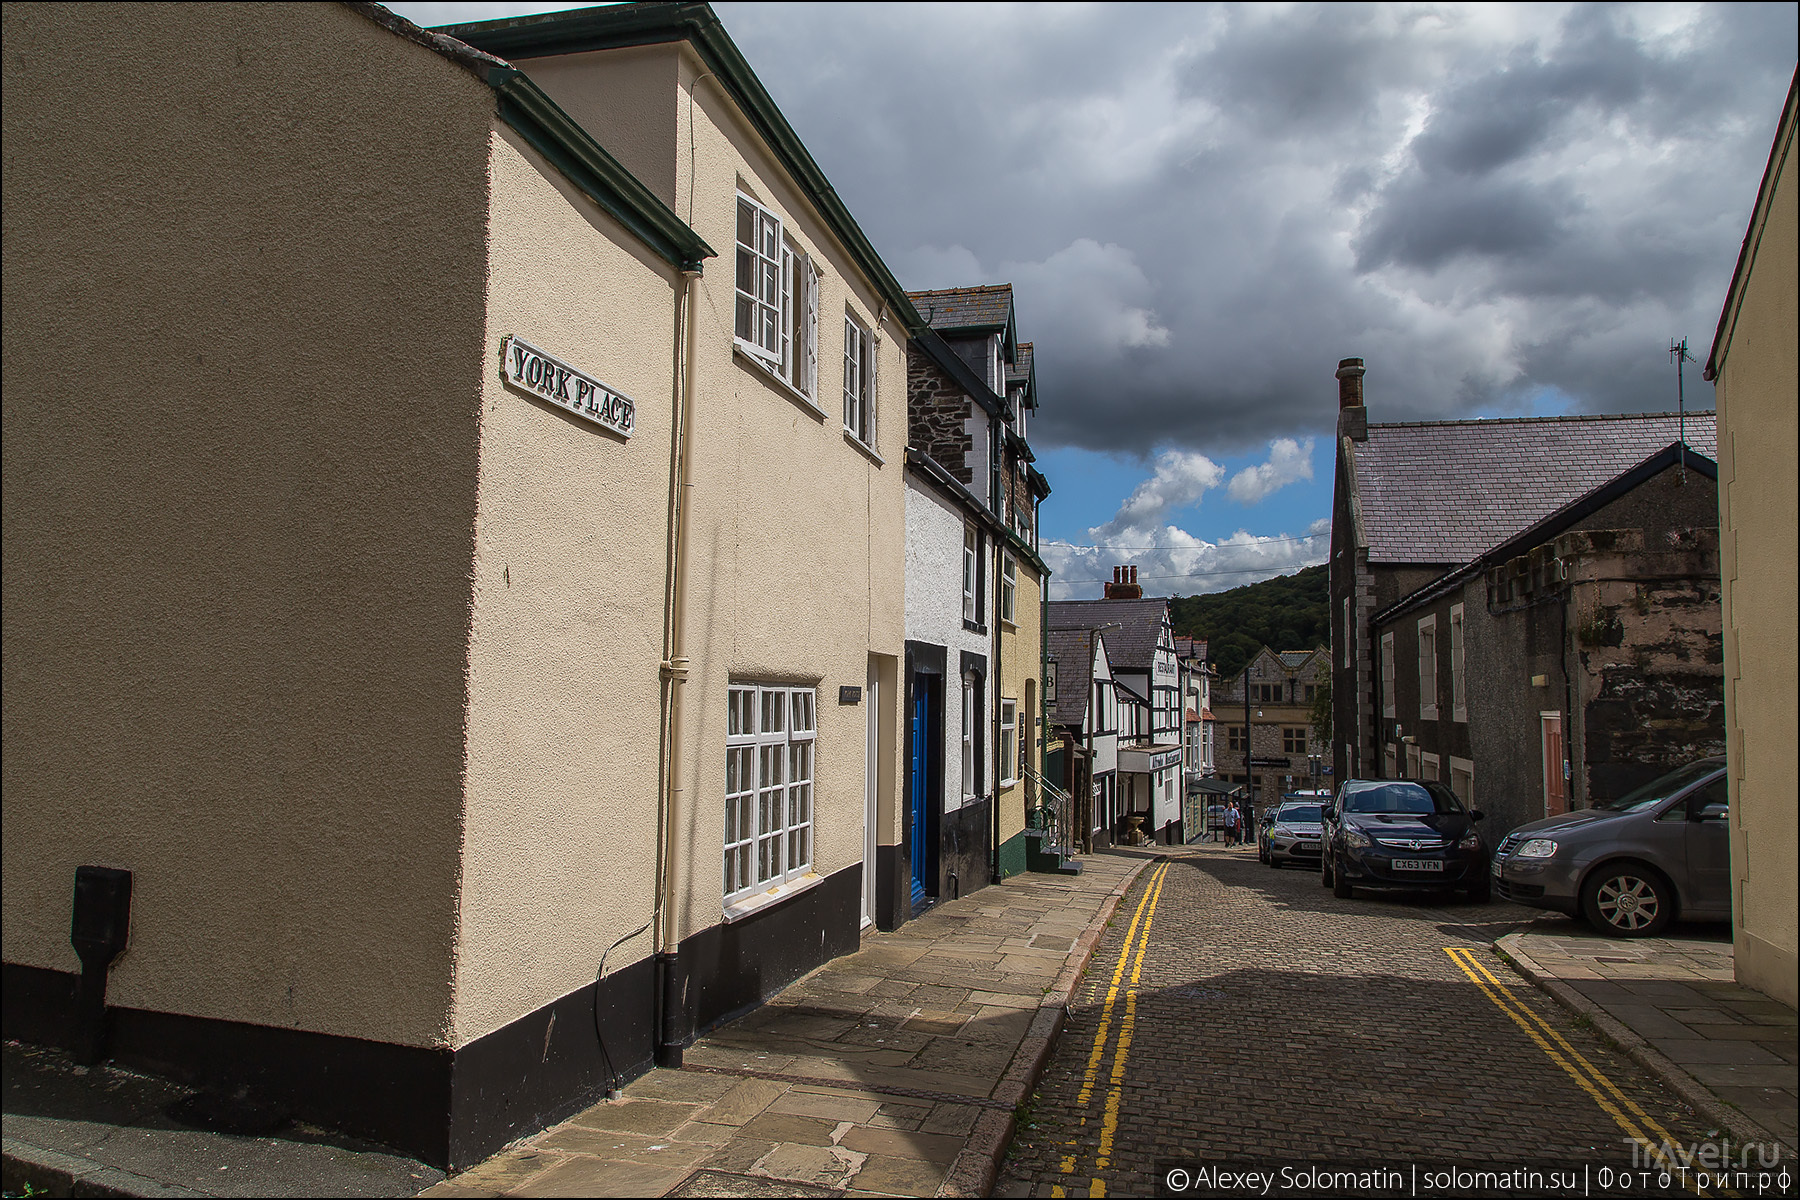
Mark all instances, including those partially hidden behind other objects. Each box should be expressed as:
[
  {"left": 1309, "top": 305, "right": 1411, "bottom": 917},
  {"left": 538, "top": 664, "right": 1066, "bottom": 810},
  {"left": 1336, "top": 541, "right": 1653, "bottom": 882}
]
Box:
[{"left": 1321, "top": 779, "right": 1490, "bottom": 903}]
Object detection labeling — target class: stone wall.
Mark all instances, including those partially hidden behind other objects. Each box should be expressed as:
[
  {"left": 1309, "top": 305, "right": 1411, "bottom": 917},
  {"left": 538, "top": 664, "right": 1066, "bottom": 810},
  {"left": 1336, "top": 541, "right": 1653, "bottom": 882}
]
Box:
[
  {"left": 908, "top": 346, "right": 974, "bottom": 483},
  {"left": 1561, "top": 527, "right": 1725, "bottom": 801}
]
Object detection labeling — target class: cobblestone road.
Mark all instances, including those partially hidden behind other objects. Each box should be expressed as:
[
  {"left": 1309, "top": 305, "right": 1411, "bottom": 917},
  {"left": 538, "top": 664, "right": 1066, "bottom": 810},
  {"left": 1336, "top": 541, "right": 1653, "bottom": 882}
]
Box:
[{"left": 999, "top": 845, "right": 1734, "bottom": 1198}]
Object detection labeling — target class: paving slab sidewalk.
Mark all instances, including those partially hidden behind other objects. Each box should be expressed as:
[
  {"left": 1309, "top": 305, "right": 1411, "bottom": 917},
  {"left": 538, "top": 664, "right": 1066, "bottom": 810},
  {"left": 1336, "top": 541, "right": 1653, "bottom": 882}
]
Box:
[
  {"left": 421, "top": 853, "right": 1152, "bottom": 1199},
  {"left": 1498, "top": 926, "right": 1798, "bottom": 1157}
]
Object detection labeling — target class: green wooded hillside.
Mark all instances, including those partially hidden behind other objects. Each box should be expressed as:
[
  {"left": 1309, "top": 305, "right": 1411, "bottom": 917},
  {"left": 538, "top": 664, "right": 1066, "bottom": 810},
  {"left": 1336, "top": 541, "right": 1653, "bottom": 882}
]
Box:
[{"left": 1169, "top": 563, "right": 1329, "bottom": 680}]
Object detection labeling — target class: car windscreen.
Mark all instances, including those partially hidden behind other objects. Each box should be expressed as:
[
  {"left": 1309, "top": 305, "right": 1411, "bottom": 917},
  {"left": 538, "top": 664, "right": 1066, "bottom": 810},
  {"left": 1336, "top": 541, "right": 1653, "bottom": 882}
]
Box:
[
  {"left": 1340, "top": 782, "right": 1462, "bottom": 815},
  {"left": 1591, "top": 759, "right": 1721, "bottom": 814},
  {"left": 1277, "top": 806, "right": 1322, "bottom": 823}
]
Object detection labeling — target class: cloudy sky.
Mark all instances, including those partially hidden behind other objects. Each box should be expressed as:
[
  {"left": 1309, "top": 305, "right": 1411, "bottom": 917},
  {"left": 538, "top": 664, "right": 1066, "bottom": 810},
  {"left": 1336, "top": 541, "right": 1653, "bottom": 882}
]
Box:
[{"left": 393, "top": 2, "right": 1795, "bottom": 597}]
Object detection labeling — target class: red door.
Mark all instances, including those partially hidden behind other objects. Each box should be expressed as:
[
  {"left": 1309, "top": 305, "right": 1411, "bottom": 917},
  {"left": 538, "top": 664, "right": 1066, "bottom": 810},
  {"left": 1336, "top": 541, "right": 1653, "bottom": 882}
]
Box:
[{"left": 1541, "top": 713, "right": 1567, "bottom": 815}]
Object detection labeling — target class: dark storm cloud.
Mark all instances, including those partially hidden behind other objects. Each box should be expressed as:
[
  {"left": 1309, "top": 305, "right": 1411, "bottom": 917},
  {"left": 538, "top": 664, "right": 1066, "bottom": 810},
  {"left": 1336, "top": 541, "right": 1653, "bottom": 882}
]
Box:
[
  {"left": 705, "top": 2, "right": 1792, "bottom": 451},
  {"left": 401, "top": 1, "right": 1794, "bottom": 456}
]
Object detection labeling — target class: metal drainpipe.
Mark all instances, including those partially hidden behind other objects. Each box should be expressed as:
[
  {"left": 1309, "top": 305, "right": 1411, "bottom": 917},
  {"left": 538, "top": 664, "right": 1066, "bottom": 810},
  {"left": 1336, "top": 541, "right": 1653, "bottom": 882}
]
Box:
[
  {"left": 655, "top": 267, "right": 702, "bottom": 1068},
  {"left": 991, "top": 412, "right": 1004, "bottom": 883}
]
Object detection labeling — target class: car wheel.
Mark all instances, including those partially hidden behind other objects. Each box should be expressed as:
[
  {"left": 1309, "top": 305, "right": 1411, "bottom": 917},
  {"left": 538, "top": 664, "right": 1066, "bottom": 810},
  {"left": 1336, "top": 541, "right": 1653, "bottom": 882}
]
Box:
[
  {"left": 1581, "top": 863, "right": 1672, "bottom": 937},
  {"left": 1320, "top": 852, "right": 1332, "bottom": 887},
  {"left": 1332, "top": 854, "right": 1352, "bottom": 899}
]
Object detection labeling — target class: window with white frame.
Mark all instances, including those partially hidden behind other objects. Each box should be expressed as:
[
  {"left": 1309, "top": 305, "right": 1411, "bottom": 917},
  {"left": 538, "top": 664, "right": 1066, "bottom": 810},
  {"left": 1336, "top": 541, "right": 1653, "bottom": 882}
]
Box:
[
  {"left": 1000, "top": 699, "right": 1018, "bottom": 785},
  {"left": 962, "top": 526, "right": 980, "bottom": 624},
  {"left": 1380, "top": 633, "right": 1395, "bottom": 718},
  {"left": 1450, "top": 757, "right": 1475, "bottom": 807},
  {"left": 842, "top": 312, "right": 874, "bottom": 445},
  {"left": 1000, "top": 554, "right": 1017, "bottom": 624},
  {"left": 961, "top": 680, "right": 978, "bottom": 800},
  {"left": 724, "top": 684, "right": 815, "bottom": 903},
  {"left": 1420, "top": 751, "right": 1440, "bottom": 782},
  {"left": 1418, "top": 615, "right": 1438, "bottom": 720},
  {"left": 1450, "top": 604, "right": 1467, "bottom": 722},
  {"left": 734, "top": 194, "right": 817, "bottom": 397}
]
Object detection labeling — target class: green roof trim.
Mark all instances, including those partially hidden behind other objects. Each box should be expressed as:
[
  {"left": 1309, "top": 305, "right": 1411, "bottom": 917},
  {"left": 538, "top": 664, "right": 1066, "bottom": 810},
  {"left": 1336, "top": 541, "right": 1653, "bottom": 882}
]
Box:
[
  {"left": 486, "top": 65, "right": 714, "bottom": 273},
  {"left": 437, "top": 2, "right": 926, "bottom": 334}
]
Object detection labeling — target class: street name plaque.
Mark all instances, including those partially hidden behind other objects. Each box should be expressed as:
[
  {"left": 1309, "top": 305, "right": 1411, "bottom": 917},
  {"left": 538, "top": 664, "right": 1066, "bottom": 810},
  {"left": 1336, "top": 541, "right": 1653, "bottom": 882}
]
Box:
[{"left": 500, "top": 336, "right": 635, "bottom": 438}]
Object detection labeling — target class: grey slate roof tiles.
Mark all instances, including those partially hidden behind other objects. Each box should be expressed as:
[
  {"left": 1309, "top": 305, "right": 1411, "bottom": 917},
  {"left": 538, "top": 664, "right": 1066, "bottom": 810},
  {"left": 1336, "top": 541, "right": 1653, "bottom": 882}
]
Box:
[
  {"left": 1047, "top": 598, "right": 1170, "bottom": 672},
  {"left": 1048, "top": 627, "right": 1096, "bottom": 727},
  {"left": 1353, "top": 411, "right": 1717, "bottom": 565},
  {"left": 907, "top": 284, "right": 1015, "bottom": 332}
]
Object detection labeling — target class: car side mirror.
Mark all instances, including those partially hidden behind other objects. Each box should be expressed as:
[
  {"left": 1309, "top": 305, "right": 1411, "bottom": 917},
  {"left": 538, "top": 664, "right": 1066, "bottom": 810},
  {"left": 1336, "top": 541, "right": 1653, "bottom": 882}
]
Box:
[
  {"left": 1689, "top": 804, "right": 1728, "bottom": 822},
  {"left": 1470, "top": 810, "right": 1485, "bottom": 822}
]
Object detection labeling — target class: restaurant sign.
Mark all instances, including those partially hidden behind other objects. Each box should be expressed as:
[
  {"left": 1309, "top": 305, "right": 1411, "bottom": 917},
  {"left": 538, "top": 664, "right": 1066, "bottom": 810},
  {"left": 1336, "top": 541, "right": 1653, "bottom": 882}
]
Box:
[{"left": 501, "top": 336, "right": 634, "bottom": 439}]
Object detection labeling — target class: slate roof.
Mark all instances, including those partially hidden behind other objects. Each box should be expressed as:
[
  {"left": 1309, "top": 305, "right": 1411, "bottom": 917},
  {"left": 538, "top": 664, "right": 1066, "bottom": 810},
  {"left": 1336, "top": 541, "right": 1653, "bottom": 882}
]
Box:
[
  {"left": 908, "top": 284, "right": 1014, "bottom": 333},
  {"left": 1048, "top": 627, "right": 1097, "bottom": 727},
  {"left": 1047, "top": 598, "right": 1170, "bottom": 672},
  {"left": 1173, "top": 635, "right": 1207, "bottom": 661},
  {"left": 1277, "top": 650, "right": 1313, "bottom": 669},
  {"left": 1352, "top": 411, "right": 1717, "bottom": 565},
  {"left": 1009, "top": 342, "right": 1034, "bottom": 387}
]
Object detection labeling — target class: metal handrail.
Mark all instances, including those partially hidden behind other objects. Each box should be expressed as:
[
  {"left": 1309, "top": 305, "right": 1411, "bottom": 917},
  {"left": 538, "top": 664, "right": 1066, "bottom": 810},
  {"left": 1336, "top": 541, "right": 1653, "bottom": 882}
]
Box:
[{"left": 1020, "top": 763, "right": 1076, "bottom": 857}]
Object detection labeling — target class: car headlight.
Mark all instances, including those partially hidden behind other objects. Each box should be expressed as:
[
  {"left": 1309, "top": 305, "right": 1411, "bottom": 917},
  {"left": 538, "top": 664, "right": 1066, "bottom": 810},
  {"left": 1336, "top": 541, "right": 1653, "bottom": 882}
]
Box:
[
  {"left": 1459, "top": 830, "right": 1481, "bottom": 849},
  {"left": 1344, "top": 829, "right": 1371, "bottom": 848},
  {"left": 1518, "top": 838, "right": 1558, "bottom": 858}
]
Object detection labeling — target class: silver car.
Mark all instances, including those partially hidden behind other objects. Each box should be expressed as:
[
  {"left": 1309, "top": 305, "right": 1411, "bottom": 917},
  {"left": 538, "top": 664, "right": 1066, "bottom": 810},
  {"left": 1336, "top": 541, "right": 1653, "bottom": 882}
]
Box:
[
  {"left": 1264, "top": 799, "right": 1327, "bottom": 868},
  {"left": 1491, "top": 757, "right": 1729, "bottom": 937}
]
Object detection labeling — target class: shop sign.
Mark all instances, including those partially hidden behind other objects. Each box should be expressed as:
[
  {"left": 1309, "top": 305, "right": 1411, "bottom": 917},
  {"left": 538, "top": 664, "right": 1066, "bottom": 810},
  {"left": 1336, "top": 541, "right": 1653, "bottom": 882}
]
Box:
[{"left": 501, "top": 336, "right": 634, "bottom": 438}]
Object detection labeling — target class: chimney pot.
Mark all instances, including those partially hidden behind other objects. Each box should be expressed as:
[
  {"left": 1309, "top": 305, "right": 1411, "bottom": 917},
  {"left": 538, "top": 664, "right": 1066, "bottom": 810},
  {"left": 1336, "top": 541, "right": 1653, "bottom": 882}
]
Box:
[{"left": 1335, "top": 358, "right": 1365, "bottom": 410}]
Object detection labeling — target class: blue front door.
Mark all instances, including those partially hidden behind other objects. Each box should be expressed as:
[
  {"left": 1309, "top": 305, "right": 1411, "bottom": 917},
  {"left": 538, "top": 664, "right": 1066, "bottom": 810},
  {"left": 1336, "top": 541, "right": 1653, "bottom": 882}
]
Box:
[{"left": 910, "top": 689, "right": 929, "bottom": 906}]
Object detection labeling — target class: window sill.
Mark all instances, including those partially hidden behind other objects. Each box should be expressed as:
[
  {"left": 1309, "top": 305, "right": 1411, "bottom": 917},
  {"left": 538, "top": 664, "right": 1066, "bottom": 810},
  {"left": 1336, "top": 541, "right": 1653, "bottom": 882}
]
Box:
[
  {"left": 723, "top": 871, "right": 824, "bottom": 924},
  {"left": 1453, "top": 709, "right": 1468, "bottom": 723},
  {"left": 962, "top": 619, "right": 988, "bottom": 635},
  {"left": 843, "top": 429, "right": 884, "bottom": 465},
  {"left": 1420, "top": 708, "right": 1439, "bottom": 721},
  {"left": 734, "top": 345, "right": 826, "bottom": 420}
]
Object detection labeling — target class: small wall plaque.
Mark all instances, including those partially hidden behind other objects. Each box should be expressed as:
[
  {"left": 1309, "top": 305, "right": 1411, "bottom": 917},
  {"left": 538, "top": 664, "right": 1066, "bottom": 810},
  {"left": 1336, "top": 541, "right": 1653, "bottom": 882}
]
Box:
[
  {"left": 500, "top": 335, "right": 635, "bottom": 438},
  {"left": 839, "top": 686, "right": 863, "bottom": 705}
]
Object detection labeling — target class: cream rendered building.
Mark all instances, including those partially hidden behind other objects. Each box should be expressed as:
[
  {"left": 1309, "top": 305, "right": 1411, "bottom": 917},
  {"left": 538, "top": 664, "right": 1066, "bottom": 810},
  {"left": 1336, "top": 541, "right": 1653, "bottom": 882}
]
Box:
[
  {"left": 1704, "top": 70, "right": 1797, "bottom": 1009},
  {"left": 3, "top": 0, "right": 917, "bottom": 1167}
]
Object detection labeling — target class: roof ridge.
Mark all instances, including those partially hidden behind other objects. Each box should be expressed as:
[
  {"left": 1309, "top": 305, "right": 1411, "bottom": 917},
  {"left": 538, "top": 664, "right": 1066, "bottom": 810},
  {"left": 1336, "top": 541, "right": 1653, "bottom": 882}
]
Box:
[
  {"left": 906, "top": 283, "right": 1014, "bottom": 296},
  {"left": 1368, "top": 410, "right": 1715, "bottom": 431}
]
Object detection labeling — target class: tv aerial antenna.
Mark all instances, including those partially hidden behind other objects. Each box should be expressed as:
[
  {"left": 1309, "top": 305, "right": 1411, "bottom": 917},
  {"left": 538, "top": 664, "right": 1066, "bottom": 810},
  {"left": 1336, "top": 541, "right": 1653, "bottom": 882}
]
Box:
[{"left": 1669, "top": 337, "right": 1694, "bottom": 482}]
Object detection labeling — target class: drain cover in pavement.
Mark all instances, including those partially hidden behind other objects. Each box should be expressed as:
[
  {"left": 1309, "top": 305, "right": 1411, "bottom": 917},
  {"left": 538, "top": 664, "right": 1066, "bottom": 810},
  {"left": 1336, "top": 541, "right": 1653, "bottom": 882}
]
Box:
[
  {"left": 668, "top": 1170, "right": 842, "bottom": 1197},
  {"left": 1168, "top": 985, "right": 1227, "bottom": 1001}
]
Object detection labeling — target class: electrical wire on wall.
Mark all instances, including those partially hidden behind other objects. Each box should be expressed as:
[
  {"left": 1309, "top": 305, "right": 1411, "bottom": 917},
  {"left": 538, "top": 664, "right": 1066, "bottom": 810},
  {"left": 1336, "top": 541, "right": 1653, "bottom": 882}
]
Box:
[{"left": 593, "top": 919, "right": 652, "bottom": 1098}]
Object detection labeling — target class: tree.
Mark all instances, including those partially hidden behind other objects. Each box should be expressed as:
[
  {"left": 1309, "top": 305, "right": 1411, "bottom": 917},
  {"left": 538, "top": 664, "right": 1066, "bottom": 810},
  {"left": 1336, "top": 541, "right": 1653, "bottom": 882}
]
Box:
[{"left": 1309, "top": 675, "right": 1332, "bottom": 744}]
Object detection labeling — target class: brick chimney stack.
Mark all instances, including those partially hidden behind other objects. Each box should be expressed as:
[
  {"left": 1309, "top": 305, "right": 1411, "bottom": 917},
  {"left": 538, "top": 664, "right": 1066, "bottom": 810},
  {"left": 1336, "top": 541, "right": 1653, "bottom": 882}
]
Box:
[
  {"left": 1103, "top": 565, "right": 1143, "bottom": 600},
  {"left": 1337, "top": 357, "right": 1368, "bottom": 442}
]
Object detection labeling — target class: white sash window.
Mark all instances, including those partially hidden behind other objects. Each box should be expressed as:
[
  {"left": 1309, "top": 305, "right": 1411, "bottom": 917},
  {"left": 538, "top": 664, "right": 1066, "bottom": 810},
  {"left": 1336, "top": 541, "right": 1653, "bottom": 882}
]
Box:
[
  {"left": 735, "top": 194, "right": 818, "bottom": 401},
  {"left": 725, "top": 684, "right": 816, "bottom": 903}
]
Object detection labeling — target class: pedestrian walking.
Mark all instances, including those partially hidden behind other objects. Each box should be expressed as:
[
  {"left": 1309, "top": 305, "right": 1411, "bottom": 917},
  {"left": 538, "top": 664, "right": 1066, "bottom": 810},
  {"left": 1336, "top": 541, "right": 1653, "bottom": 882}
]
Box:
[{"left": 1224, "top": 804, "right": 1240, "bottom": 847}]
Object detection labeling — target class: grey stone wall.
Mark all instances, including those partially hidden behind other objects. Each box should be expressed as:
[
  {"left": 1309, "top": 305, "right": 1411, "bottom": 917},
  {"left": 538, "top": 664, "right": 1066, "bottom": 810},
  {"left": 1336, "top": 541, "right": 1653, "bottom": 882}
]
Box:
[{"left": 908, "top": 346, "right": 973, "bottom": 484}]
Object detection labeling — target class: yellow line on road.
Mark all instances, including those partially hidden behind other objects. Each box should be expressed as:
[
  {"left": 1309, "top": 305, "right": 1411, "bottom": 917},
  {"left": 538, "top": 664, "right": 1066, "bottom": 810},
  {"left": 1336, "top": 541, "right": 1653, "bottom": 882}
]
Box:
[
  {"left": 1056, "top": 861, "right": 1169, "bottom": 1191},
  {"left": 1444, "top": 947, "right": 1715, "bottom": 1198},
  {"left": 1089, "top": 863, "right": 1169, "bottom": 1196}
]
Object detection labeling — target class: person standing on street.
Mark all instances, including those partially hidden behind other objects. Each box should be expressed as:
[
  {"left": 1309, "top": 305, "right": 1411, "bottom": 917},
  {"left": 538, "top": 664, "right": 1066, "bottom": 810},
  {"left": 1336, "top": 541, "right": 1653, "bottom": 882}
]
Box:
[{"left": 1224, "top": 803, "right": 1240, "bottom": 847}]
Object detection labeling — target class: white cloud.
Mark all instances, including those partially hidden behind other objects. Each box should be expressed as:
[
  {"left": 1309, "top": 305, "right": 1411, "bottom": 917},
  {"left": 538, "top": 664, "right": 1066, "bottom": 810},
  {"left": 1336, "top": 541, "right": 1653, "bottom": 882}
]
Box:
[
  {"left": 1094, "top": 449, "right": 1224, "bottom": 539},
  {"left": 1227, "top": 437, "right": 1316, "bottom": 504}
]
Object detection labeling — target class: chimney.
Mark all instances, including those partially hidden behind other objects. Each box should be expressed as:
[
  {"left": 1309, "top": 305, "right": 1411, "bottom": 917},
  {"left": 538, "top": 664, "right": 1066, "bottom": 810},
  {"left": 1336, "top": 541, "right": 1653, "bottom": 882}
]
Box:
[
  {"left": 1337, "top": 357, "right": 1368, "bottom": 442},
  {"left": 1104, "top": 564, "right": 1143, "bottom": 600}
]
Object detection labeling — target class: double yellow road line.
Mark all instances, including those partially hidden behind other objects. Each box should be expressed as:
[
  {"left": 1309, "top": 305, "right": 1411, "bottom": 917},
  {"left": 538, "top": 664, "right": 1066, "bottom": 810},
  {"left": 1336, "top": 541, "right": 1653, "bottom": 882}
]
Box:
[
  {"left": 1054, "top": 860, "right": 1171, "bottom": 1199},
  {"left": 1445, "top": 946, "right": 1716, "bottom": 1197}
]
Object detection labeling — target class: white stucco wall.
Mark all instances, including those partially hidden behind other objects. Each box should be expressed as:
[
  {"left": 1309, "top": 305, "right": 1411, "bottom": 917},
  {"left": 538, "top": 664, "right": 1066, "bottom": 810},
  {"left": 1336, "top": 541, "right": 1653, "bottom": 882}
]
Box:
[
  {"left": 905, "top": 478, "right": 993, "bottom": 811},
  {"left": 448, "top": 125, "right": 682, "bottom": 1048}
]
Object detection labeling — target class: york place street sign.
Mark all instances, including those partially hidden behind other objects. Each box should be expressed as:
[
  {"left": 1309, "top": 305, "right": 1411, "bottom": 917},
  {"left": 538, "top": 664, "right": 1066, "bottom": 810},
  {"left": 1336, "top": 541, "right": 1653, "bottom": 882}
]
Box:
[{"left": 500, "top": 336, "right": 634, "bottom": 439}]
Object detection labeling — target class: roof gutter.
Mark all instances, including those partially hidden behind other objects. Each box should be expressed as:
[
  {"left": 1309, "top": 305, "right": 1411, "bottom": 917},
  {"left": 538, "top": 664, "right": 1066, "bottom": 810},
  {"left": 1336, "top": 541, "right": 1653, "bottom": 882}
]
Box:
[
  {"left": 486, "top": 66, "right": 715, "bottom": 273},
  {"left": 438, "top": 2, "right": 925, "bottom": 335}
]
